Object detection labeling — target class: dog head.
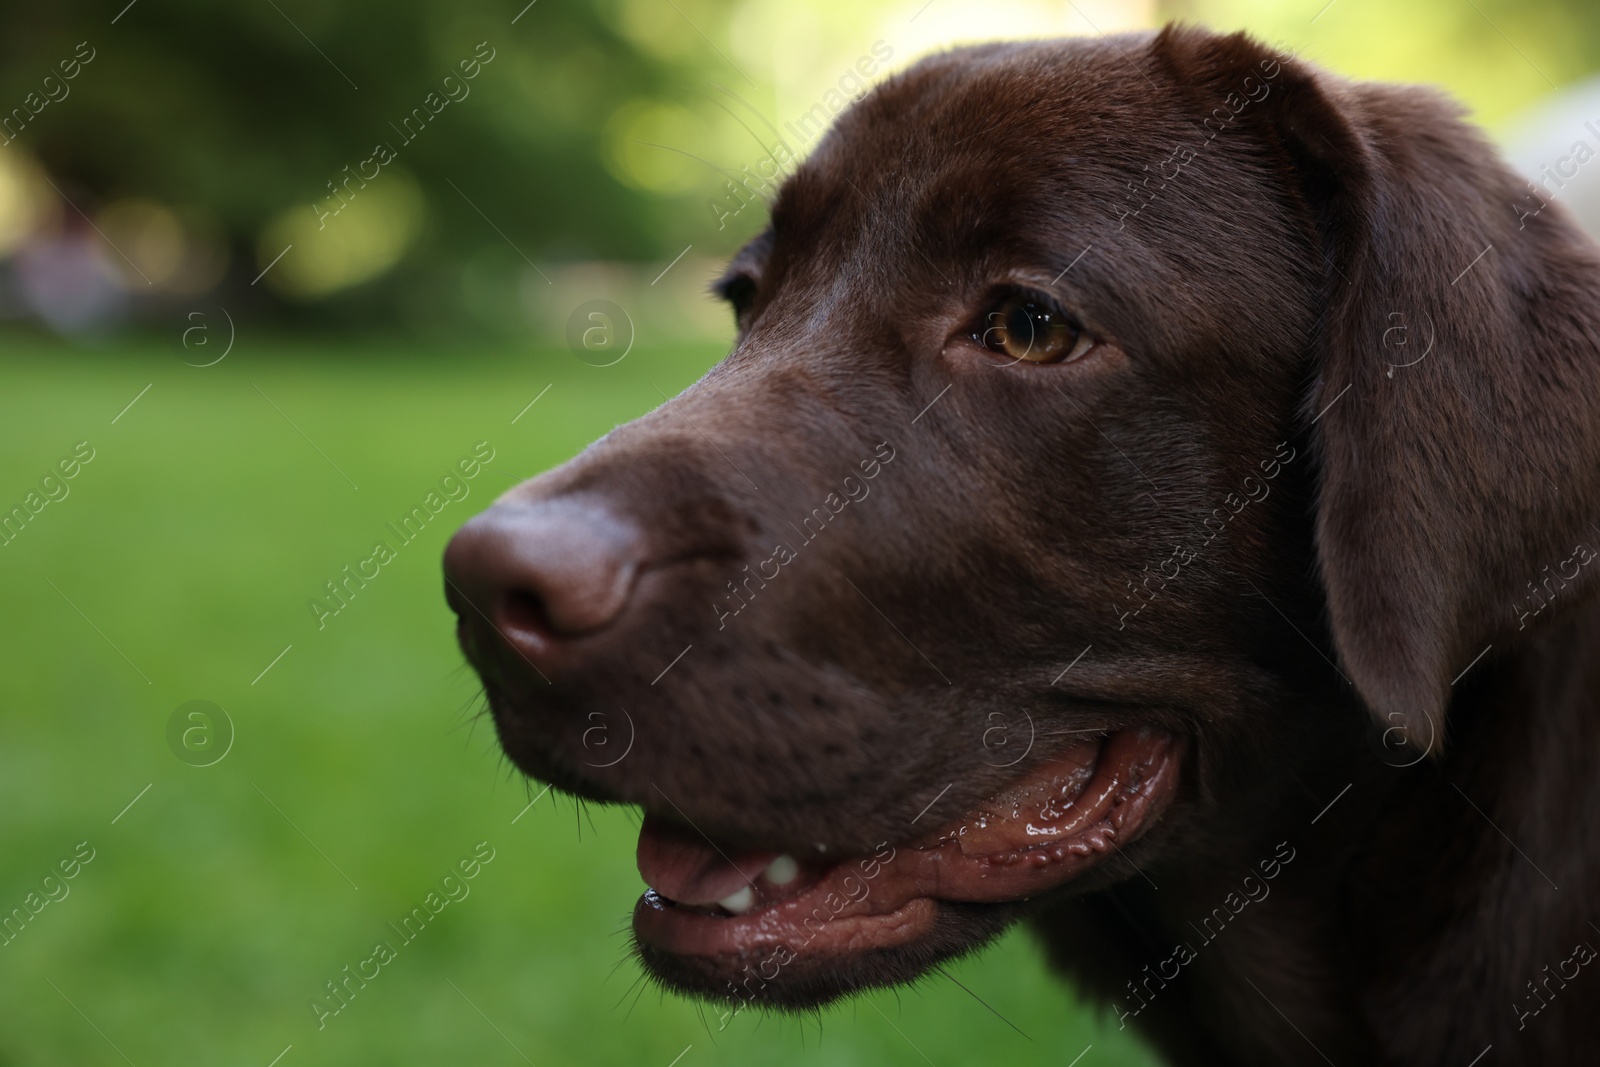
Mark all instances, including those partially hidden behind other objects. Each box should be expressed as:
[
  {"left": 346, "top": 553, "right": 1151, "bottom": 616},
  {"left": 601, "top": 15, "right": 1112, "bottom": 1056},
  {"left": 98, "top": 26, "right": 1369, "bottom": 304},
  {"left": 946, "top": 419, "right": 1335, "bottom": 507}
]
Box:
[{"left": 444, "top": 27, "right": 1600, "bottom": 1010}]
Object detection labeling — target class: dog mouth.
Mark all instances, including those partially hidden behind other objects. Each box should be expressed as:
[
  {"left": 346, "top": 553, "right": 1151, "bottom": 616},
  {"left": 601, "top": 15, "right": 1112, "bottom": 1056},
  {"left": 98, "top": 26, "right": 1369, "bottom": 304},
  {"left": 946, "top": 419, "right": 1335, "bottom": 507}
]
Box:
[{"left": 632, "top": 728, "right": 1181, "bottom": 1005}]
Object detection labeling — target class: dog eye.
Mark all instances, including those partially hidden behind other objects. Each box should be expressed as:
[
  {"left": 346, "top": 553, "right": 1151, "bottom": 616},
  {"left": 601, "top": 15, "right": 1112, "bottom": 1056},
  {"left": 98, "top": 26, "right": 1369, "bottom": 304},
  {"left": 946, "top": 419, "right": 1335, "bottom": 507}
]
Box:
[
  {"left": 979, "top": 292, "right": 1093, "bottom": 364},
  {"left": 716, "top": 274, "right": 758, "bottom": 331}
]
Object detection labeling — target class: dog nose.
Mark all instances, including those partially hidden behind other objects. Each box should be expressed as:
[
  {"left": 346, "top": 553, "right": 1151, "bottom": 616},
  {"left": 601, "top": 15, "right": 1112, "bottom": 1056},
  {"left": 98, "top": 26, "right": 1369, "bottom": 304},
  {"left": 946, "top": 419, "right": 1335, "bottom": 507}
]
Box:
[{"left": 443, "top": 498, "right": 644, "bottom": 658}]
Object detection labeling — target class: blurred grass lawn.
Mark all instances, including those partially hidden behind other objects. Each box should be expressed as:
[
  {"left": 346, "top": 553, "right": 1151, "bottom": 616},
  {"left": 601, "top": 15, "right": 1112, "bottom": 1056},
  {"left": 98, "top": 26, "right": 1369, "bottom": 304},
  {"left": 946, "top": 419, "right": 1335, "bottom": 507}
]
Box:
[{"left": 0, "top": 333, "right": 1161, "bottom": 1067}]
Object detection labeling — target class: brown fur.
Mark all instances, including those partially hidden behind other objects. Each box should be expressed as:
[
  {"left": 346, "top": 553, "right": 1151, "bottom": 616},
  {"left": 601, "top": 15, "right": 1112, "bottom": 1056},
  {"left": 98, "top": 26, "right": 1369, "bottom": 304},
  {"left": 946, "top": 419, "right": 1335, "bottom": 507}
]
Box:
[{"left": 446, "top": 26, "right": 1600, "bottom": 1065}]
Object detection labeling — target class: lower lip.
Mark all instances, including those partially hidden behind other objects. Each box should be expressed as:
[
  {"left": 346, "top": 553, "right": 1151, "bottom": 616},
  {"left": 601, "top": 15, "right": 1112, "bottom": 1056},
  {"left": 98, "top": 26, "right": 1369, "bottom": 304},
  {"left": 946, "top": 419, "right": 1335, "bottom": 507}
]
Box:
[{"left": 634, "top": 887, "right": 940, "bottom": 959}]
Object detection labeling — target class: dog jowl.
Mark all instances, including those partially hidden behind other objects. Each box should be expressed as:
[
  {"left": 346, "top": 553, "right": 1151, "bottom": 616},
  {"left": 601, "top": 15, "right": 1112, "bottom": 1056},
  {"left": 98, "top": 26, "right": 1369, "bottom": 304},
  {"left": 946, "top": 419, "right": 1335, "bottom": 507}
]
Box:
[{"left": 445, "top": 26, "right": 1600, "bottom": 1067}]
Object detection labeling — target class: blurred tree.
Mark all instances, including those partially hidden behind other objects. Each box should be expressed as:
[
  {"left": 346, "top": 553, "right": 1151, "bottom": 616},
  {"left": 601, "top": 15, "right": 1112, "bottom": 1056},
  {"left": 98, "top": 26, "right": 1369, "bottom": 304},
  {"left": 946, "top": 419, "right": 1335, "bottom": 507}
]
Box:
[
  {"left": 3, "top": 0, "right": 1598, "bottom": 329},
  {"left": 0, "top": 0, "right": 767, "bottom": 324}
]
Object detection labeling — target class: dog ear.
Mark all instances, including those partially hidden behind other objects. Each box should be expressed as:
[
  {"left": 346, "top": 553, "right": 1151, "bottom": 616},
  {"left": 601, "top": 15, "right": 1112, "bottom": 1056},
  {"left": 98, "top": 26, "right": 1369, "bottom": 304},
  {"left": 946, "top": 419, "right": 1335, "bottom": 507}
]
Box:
[{"left": 1153, "top": 27, "right": 1600, "bottom": 751}]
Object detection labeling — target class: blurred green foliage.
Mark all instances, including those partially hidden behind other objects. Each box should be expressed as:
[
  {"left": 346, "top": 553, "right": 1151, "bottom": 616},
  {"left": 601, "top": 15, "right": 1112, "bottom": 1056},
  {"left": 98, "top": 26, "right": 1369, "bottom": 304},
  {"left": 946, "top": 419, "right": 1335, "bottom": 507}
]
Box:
[
  {"left": 1, "top": 0, "right": 1593, "bottom": 327},
  {"left": 0, "top": 0, "right": 778, "bottom": 326},
  {"left": 2, "top": 0, "right": 683, "bottom": 253}
]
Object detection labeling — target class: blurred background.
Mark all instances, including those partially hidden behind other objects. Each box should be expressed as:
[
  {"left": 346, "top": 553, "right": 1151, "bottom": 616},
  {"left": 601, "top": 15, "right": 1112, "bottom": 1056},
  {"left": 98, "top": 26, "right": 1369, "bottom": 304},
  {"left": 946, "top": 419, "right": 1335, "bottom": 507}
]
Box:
[{"left": 4, "top": 0, "right": 1598, "bottom": 1064}]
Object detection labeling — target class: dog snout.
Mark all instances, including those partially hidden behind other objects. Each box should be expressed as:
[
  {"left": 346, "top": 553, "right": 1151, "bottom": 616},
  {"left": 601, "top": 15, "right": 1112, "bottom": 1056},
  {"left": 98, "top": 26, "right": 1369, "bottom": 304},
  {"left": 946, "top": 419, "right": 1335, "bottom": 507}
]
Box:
[{"left": 443, "top": 497, "right": 644, "bottom": 660}]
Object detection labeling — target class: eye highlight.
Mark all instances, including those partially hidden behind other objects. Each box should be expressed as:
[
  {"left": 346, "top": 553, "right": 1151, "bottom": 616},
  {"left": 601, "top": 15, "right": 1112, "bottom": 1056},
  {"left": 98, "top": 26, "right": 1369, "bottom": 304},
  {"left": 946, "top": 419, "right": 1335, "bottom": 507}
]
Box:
[{"left": 978, "top": 291, "right": 1094, "bottom": 365}]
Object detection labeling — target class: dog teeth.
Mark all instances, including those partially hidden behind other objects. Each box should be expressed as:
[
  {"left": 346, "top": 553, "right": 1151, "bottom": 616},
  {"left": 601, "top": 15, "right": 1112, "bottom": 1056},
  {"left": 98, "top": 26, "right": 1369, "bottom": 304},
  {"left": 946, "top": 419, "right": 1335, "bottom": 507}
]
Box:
[
  {"left": 718, "top": 886, "right": 755, "bottom": 915},
  {"left": 764, "top": 854, "right": 800, "bottom": 886}
]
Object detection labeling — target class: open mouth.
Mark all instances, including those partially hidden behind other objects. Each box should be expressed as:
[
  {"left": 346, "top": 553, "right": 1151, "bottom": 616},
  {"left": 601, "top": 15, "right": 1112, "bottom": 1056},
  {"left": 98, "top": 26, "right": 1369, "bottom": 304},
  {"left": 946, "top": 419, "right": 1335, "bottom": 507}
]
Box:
[{"left": 632, "top": 728, "right": 1182, "bottom": 1003}]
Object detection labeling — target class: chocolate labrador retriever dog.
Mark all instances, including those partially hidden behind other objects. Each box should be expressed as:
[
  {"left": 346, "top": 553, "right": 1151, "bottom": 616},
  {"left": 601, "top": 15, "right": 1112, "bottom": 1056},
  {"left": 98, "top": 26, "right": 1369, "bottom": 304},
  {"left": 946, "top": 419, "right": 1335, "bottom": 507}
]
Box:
[{"left": 443, "top": 25, "right": 1600, "bottom": 1067}]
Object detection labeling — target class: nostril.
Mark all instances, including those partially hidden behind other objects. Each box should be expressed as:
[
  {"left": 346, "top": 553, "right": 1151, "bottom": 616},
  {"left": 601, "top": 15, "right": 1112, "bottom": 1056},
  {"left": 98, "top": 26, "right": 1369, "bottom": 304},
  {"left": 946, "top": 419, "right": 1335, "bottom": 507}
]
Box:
[{"left": 500, "top": 588, "right": 554, "bottom": 640}]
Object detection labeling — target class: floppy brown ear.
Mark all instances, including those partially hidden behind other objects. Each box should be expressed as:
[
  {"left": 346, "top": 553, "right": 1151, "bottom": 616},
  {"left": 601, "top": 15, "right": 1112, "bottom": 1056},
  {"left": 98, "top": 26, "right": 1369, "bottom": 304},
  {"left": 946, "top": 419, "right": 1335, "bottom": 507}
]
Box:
[{"left": 1155, "top": 27, "right": 1600, "bottom": 749}]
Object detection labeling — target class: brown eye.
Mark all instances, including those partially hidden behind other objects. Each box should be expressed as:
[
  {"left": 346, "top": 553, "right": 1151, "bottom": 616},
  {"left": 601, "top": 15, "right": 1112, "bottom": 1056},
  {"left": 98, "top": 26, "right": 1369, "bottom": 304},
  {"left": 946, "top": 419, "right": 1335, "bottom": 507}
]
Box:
[{"left": 979, "top": 293, "right": 1094, "bottom": 364}]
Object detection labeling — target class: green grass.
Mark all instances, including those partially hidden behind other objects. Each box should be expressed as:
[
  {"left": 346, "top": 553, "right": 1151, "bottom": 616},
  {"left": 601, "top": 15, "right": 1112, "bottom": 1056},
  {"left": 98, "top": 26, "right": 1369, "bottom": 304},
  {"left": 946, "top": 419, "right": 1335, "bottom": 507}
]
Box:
[{"left": 0, "top": 332, "right": 1161, "bottom": 1067}]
